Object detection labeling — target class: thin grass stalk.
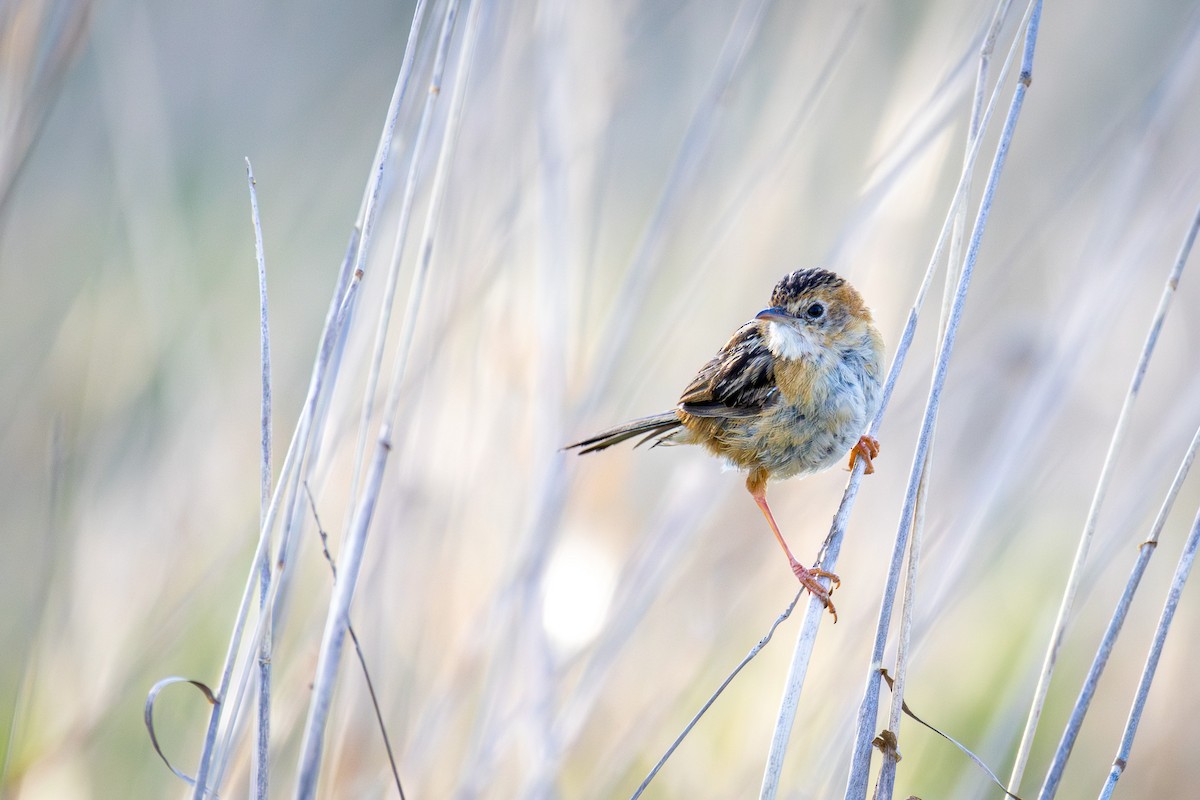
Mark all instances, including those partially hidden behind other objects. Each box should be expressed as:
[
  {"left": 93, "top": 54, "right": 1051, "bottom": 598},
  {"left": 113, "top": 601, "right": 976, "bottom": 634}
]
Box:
[
  {"left": 313, "top": 0, "right": 429, "bottom": 782},
  {"left": 758, "top": 5, "right": 1036, "bottom": 796},
  {"left": 245, "top": 158, "right": 273, "bottom": 800},
  {"left": 632, "top": 591, "right": 804, "bottom": 800},
  {"left": 871, "top": 175, "right": 966, "bottom": 800},
  {"left": 1037, "top": 205, "right": 1200, "bottom": 800},
  {"left": 270, "top": 277, "right": 361, "bottom": 588},
  {"left": 257, "top": 262, "right": 366, "bottom": 695},
  {"left": 302, "top": 484, "right": 406, "bottom": 797},
  {"left": 271, "top": 0, "right": 434, "bottom": 598},
  {"left": 294, "top": 1, "right": 481, "bottom": 794},
  {"left": 1040, "top": 419, "right": 1200, "bottom": 800},
  {"left": 278, "top": 0, "right": 430, "bottom": 584},
  {"left": 212, "top": 226, "right": 367, "bottom": 792},
  {"left": 1006, "top": 211, "right": 1200, "bottom": 795},
  {"left": 184, "top": 226, "right": 357, "bottom": 800},
  {"left": 940, "top": 0, "right": 1014, "bottom": 322},
  {"left": 871, "top": 473, "right": 928, "bottom": 800},
  {"left": 844, "top": 5, "right": 1043, "bottom": 797},
  {"left": 186, "top": 403, "right": 305, "bottom": 799},
  {"left": 340, "top": 0, "right": 430, "bottom": 308},
  {"left": 915, "top": 40, "right": 1200, "bottom": 624},
  {"left": 873, "top": 6, "right": 1013, "bottom": 795},
  {"left": 343, "top": 0, "right": 431, "bottom": 536},
  {"left": 185, "top": 371, "right": 322, "bottom": 798},
  {"left": 377, "top": 1, "right": 478, "bottom": 425},
  {"left": 974, "top": 1, "right": 1015, "bottom": 140},
  {"left": 872, "top": 223, "right": 961, "bottom": 800},
  {"left": 1097, "top": 501, "right": 1200, "bottom": 798},
  {"left": 197, "top": 7, "right": 434, "bottom": 790}
]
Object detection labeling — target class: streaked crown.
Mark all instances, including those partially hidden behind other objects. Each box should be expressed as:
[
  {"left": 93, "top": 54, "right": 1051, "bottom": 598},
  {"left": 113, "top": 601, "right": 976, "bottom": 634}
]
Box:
[{"left": 770, "top": 269, "right": 845, "bottom": 310}]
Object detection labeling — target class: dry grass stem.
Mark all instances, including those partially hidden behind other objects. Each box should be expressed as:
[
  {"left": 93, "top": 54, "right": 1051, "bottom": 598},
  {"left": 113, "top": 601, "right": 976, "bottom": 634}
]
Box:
[
  {"left": 1097, "top": 503, "right": 1200, "bottom": 798},
  {"left": 1008, "top": 201, "right": 1200, "bottom": 794},
  {"left": 761, "top": 3, "right": 1041, "bottom": 797},
  {"left": 876, "top": 3, "right": 1015, "bottom": 796},
  {"left": 1035, "top": 203, "right": 1200, "bottom": 799},
  {"left": 245, "top": 157, "right": 273, "bottom": 800},
  {"left": 297, "top": 0, "right": 482, "bottom": 793},
  {"left": 845, "top": 3, "right": 1043, "bottom": 797}
]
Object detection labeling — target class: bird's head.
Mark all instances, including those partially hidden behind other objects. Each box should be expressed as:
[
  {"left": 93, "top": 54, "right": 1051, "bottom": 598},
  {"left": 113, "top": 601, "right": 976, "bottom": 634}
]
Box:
[{"left": 755, "top": 268, "right": 872, "bottom": 361}]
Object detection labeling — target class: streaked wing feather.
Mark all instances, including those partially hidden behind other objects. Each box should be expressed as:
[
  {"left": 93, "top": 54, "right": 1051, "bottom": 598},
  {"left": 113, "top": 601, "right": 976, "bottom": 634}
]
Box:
[
  {"left": 678, "top": 322, "right": 777, "bottom": 418},
  {"left": 675, "top": 401, "right": 761, "bottom": 419}
]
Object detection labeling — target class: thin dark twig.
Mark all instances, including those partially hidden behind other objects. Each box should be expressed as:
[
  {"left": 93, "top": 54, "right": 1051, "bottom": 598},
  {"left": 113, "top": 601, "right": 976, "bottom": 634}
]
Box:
[
  {"left": 630, "top": 591, "right": 803, "bottom": 800},
  {"left": 303, "top": 482, "right": 405, "bottom": 800},
  {"left": 879, "top": 670, "right": 1022, "bottom": 800}
]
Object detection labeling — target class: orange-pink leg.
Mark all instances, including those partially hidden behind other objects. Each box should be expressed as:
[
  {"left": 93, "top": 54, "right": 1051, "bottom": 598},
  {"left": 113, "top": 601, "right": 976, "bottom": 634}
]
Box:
[
  {"left": 848, "top": 435, "right": 880, "bottom": 475},
  {"left": 748, "top": 484, "right": 839, "bottom": 622}
]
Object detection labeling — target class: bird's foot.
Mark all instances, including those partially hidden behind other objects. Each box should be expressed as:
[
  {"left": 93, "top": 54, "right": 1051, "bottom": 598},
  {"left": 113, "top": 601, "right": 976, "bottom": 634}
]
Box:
[
  {"left": 848, "top": 435, "right": 880, "bottom": 475},
  {"left": 791, "top": 560, "right": 840, "bottom": 622}
]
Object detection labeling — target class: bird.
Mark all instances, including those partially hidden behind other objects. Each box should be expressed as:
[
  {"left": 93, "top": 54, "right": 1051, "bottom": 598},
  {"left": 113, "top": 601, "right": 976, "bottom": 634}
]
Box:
[{"left": 566, "top": 268, "right": 884, "bottom": 620}]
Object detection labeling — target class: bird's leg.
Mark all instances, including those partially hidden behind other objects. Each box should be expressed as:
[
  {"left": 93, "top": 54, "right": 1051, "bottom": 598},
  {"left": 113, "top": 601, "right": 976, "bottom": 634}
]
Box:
[
  {"left": 746, "top": 475, "right": 839, "bottom": 621},
  {"left": 848, "top": 434, "right": 880, "bottom": 475}
]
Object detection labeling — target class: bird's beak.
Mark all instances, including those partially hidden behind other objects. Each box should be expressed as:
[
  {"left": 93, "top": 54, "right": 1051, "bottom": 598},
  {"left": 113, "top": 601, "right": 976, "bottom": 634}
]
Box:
[{"left": 755, "top": 307, "right": 791, "bottom": 323}]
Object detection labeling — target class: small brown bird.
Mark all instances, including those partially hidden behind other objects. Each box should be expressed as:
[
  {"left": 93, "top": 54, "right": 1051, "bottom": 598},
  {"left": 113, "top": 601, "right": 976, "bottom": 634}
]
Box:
[{"left": 566, "top": 268, "right": 884, "bottom": 619}]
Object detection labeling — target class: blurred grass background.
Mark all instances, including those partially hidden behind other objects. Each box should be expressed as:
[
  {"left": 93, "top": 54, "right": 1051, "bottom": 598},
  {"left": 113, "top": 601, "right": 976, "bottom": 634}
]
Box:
[{"left": 3, "top": 0, "right": 1200, "bottom": 797}]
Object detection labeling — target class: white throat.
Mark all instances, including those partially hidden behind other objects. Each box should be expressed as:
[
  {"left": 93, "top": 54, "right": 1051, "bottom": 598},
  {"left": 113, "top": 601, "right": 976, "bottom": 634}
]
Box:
[{"left": 764, "top": 321, "right": 819, "bottom": 361}]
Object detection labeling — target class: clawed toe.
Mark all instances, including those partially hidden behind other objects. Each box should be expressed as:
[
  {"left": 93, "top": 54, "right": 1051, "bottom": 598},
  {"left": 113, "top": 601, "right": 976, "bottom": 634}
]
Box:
[
  {"left": 848, "top": 435, "right": 880, "bottom": 475},
  {"left": 808, "top": 567, "right": 841, "bottom": 590},
  {"left": 791, "top": 561, "right": 840, "bottom": 622}
]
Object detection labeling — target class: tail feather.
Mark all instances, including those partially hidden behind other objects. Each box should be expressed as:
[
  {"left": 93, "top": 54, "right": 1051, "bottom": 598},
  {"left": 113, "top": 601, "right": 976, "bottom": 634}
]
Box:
[{"left": 564, "top": 411, "right": 683, "bottom": 455}]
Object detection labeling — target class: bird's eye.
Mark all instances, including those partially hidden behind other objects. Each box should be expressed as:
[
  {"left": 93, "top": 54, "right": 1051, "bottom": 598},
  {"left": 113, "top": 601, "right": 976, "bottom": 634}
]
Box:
[{"left": 805, "top": 302, "right": 824, "bottom": 319}]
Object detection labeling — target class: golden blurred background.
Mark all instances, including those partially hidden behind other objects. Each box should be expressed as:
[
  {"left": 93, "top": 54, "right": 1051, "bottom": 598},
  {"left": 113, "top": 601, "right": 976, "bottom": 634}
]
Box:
[{"left": 4, "top": 0, "right": 1200, "bottom": 798}]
